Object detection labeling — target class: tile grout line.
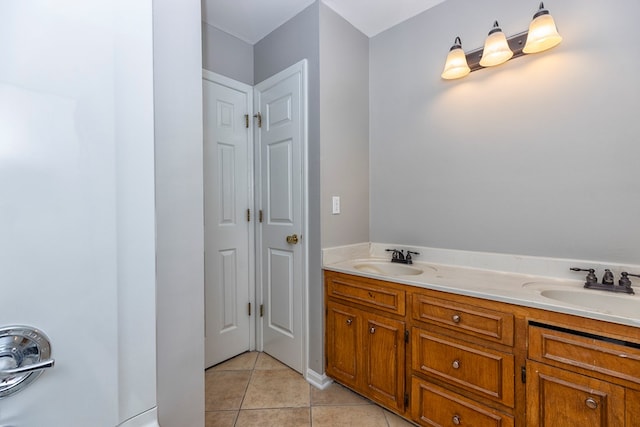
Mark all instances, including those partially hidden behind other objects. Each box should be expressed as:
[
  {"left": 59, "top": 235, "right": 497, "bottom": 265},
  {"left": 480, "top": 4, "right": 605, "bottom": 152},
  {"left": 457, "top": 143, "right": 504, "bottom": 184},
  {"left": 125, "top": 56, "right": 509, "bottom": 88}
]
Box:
[{"left": 233, "top": 353, "right": 259, "bottom": 426}]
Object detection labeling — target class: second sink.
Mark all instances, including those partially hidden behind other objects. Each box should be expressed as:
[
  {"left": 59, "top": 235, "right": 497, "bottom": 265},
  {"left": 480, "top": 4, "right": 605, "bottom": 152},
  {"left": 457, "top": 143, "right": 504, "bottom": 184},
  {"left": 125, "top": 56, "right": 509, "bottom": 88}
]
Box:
[{"left": 540, "top": 289, "right": 640, "bottom": 318}]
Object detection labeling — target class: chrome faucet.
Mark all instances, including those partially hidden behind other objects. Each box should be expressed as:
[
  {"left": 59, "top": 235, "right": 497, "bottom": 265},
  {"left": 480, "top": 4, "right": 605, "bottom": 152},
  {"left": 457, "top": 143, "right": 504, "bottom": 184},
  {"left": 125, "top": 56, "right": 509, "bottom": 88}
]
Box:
[
  {"left": 570, "top": 267, "right": 636, "bottom": 295},
  {"left": 385, "top": 249, "right": 420, "bottom": 265}
]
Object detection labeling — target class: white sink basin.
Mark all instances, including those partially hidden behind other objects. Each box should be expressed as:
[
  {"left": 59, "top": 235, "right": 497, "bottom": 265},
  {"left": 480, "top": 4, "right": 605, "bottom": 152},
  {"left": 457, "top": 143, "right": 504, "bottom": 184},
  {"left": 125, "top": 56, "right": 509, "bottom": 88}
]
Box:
[
  {"left": 540, "top": 289, "right": 640, "bottom": 318},
  {"left": 353, "top": 261, "right": 430, "bottom": 277}
]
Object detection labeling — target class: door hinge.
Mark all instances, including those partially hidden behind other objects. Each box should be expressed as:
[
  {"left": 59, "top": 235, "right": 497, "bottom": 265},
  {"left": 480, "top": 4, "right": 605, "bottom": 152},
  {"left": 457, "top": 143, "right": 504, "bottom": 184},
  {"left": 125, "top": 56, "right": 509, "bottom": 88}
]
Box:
[
  {"left": 521, "top": 366, "right": 526, "bottom": 383},
  {"left": 244, "top": 114, "right": 249, "bottom": 128},
  {"left": 260, "top": 304, "right": 264, "bottom": 317},
  {"left": 404, "top": 330, "right": 409, "bottom": 344},
  {"left": 253, "top": 112, "right": 262, "bottom": 128},
  {"left": 248, "top": 302, "right": 252, "bottom": 316},
  {"left": 404, "top": 393, "right": 409, "bottom": 407},
  {"left": 259, "top": 210, "right": 263, "bottom": 223},
  {"left": 247, "top": 208, "right": 251, "bottom": 222}
]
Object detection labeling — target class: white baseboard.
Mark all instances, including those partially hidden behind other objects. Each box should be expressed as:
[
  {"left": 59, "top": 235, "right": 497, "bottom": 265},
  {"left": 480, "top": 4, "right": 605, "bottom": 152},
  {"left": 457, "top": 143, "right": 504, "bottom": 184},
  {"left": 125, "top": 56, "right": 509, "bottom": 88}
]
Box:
[{"left": 306, "top": 368, "right": 333, "bottom": 390}]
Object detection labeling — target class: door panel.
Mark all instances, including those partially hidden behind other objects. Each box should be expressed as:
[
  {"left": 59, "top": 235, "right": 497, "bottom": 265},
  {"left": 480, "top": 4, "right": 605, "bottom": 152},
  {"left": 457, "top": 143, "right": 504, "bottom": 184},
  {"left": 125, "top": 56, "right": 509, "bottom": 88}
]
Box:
[
  {"left": 203, "top": 73, "right": 253, "bottom": 368},
  {"left": 268, "top": 249, "right": 295, "bottom": 336},
  {"left": 267, "top": 140, "right": 294, "bottom": 222},
  {"left": 256, "top": 60, "right": 307, "bottom": 373}
]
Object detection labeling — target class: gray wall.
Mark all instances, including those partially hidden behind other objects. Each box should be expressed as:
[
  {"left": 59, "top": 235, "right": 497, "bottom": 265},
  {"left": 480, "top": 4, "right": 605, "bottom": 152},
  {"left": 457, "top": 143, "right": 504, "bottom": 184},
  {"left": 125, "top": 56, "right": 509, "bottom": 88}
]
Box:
[
  {"left": 153, "top": 0, "right": 205, "bottom": 425},
  {"left": 320, "top": 3, "right": 370, "bottom": 248},
  {"left": 370, "top": 0, "right": 640, "bottom": 264},
  {"left": 254, "top": 2, "right": 324, "bottom": 374},
  {"left": 202, "top": 22, "right": 254, "bottom": 85}
]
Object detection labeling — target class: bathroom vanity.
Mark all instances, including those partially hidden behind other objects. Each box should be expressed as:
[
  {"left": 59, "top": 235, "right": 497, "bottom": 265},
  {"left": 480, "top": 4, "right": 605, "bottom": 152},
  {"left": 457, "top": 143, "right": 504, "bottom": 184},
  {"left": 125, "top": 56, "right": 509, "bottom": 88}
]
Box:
[{"left": 323, "top": 247, "right": 640, "bottom": 427}]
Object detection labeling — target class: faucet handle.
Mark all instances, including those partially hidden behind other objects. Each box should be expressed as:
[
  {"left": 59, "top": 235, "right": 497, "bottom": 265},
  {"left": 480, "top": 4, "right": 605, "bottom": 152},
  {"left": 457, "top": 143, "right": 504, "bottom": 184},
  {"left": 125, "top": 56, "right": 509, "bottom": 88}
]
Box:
[
  {"left": 620, "top": 272, "right": 640, "bottom": 286},
  {"left": 570, "top": 267, "right": 598, "bottom": 285}
]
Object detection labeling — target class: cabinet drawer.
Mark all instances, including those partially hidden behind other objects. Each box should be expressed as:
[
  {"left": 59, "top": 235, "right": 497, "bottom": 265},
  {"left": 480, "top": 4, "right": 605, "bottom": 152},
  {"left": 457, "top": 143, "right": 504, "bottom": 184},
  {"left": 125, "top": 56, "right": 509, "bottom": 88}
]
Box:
[
  {"left": 412, "top": 293, "right": 513, "bottom": 346},
  {"left": 411, "top": 377, "right": 514, "bottom": 427},
  {"left": 529, "top": 324, "right": 640, "bottom": 386},
  {"left": 412, "top": 328, "right": 515, "bottom": 407},
  {"left": 327, "top": 274, "right": 405, "bottom": 315}
]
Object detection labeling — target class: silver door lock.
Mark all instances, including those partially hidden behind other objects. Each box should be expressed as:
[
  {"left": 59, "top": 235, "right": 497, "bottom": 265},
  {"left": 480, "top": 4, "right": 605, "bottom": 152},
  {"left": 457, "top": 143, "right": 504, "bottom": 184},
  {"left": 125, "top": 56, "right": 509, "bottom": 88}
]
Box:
[{"left": 0, "top": 326, "right": 55, "bottom": 398}]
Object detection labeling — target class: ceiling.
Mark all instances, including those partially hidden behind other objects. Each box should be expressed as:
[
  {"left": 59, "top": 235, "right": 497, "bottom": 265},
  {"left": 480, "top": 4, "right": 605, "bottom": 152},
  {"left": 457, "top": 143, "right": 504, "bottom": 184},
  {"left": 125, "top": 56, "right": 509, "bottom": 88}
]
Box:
[{"left": 202, "top": 0, "right": 447, "bottom": 45}]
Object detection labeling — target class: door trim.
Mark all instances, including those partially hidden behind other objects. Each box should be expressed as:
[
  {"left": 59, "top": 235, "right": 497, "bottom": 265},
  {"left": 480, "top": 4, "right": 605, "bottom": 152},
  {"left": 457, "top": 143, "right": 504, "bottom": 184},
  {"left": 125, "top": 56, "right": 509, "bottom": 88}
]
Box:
[
  {"left": 202, "top": 69, "right": 256, "bottom": 354},
  {"left": 254, "top": 59, "right": 309, "bottom": 377}
]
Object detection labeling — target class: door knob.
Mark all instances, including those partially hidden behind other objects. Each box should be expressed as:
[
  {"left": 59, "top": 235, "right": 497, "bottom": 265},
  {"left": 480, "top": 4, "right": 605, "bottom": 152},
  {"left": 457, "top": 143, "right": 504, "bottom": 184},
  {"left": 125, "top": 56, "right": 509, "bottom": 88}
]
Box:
[
  {"left": 286, "top": 234, "right": 299, "bottom": 244},
  {"left": 0, "top": 325, "right": 55, "bottom": 398}
]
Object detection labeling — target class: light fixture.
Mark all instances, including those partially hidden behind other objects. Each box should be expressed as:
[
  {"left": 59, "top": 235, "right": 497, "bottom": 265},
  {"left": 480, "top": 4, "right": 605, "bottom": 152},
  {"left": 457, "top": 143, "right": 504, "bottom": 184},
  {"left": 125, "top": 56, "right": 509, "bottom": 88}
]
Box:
[
  {"left": 441, "top": 37, "right": 471, "bottom": 80},
  {"left": 441, "top": 3, "right": 562, "bottom": 80},
  {"left": 479, "top": 21, "right": 513, "bottom": 67},
  {"left": 523, "top": 2, "right": 563, "bottom": 54}
]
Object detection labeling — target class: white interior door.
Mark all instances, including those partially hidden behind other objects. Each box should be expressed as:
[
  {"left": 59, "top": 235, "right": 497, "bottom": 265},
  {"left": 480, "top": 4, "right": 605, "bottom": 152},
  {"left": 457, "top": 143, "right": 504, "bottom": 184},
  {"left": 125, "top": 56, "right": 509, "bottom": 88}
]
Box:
[
  {"left": 0, "top": 2, "right": 158, "bottom": 426},
  {"left": 255, "top": 60, "right": 307, "bottom": 374},
  {"left": 203, "top": 71, "right": 254, "bottom": 368}
]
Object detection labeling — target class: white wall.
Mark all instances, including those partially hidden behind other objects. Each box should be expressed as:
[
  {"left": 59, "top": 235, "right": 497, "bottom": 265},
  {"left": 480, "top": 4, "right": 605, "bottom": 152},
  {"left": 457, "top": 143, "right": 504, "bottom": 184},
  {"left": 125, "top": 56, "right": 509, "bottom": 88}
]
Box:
[
  {"left": 320, "top": 4, "right": 370, "bottom": 248},
  {"left": 202, "top": 22, "right": 254, "bottom": 85},
  {"left": 370, "top": 0, "right": 640, "bottom": 264},
  {"left": 153, "top": 0, "right": 205, "bottom": 426}
]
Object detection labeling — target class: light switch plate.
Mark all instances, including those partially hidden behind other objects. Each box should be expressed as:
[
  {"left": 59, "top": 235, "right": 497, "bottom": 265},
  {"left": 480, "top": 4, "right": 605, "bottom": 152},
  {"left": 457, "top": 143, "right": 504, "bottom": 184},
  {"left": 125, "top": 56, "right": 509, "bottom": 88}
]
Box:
[{"left": 332, "top": 196, "right": 340, "bottom": 214}]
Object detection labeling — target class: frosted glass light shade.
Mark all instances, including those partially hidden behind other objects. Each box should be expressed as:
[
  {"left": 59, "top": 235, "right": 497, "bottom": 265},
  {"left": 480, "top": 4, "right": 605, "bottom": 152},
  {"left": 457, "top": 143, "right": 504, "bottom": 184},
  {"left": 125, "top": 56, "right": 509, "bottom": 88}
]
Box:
[
  {"left": 479, "top": 23, "right": 513, "bottom": 67},
  {"left": 523, "top": 9, "right": 562, "bottom": 53},
  {"left": 441, "top": 44, "right": 470, "bottom": 80}
]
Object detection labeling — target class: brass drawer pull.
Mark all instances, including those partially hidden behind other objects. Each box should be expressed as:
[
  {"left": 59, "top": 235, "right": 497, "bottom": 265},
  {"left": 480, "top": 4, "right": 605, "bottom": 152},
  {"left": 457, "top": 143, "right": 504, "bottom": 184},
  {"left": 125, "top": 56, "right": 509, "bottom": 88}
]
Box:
[
  {"left": 452, "top": 314, "right": 461, "bottom": 323},
  {"left": 585, "top": 397, "right": 598, "bottom": 409},
  {"left": 452, "top": 360, "right": 461, "bottom": 369},
  {"left": 452, "top": 415, "right": 461, "bottom": 425},
  {"left": 346, "top": 319, "right": 352, "bottom": 325}
]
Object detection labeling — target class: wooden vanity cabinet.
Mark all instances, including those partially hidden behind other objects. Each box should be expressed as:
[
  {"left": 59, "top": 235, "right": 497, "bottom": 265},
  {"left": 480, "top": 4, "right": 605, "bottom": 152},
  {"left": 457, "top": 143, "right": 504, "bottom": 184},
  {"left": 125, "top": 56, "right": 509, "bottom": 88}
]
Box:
[
  {"left": 325, "top": 272, "right": 406, "bottom": 412},
  {"left": 324, "top": 270, "right": 640, "bottom": 426}
]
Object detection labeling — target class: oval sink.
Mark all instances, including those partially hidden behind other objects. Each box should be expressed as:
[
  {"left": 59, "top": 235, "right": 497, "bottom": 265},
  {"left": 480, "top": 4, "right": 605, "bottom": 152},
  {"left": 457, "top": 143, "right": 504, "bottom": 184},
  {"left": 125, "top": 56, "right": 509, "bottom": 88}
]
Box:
[
  {"left": 353, "top": 261, "right": 429, "bottom": 277},
  {"left": 540, "top": 289, "right": 640, "bottom": 318}
]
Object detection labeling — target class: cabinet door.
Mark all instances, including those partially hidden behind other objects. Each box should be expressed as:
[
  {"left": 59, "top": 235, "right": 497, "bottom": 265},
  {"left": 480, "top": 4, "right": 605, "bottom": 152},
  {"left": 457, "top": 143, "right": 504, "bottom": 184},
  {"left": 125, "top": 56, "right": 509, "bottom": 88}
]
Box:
[
  {"left": 364, "top": 311, "right": 405, "bottom": 412},
  {"left": 526, "top": 361, "right": 625, "bottom": 427},
  {"left": 627, "top": 389, "right": 640, "bottom": 426},
  {"left": 326, "top": 302, "right": 361, "bottom": 388}
]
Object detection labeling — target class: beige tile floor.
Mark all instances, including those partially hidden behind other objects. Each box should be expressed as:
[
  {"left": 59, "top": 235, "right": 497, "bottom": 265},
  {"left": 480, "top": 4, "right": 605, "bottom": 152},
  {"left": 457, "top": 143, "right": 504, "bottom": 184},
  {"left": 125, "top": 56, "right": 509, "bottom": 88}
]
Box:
[{"left": 205, "top": 351, "right": 417, "bottom": 427}]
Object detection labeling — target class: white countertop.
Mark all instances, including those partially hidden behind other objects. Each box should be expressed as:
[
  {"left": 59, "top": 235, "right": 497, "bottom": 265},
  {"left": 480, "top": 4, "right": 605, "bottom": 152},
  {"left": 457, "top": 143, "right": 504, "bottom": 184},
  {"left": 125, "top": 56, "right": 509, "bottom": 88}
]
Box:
[{"left": 323, "top": 244, "right": 640, "bottom": 328}]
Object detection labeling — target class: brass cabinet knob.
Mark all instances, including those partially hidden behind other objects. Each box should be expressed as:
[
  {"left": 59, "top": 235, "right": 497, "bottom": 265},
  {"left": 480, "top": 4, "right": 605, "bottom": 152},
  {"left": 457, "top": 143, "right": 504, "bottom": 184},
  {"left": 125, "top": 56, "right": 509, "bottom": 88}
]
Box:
[
  {"left": 585, "top": 397, "right": 598, "bottom": 409},
  {"left": 452, "top": 360, "right": 461, "bottom": 369},
  {"left": 452, "top": 314, "right": 461, "bottom": 323},
  {"left": 452, "top": 415, "right": 461, "bottom": 425},
  {"left": 286, "top": 234, "right": 299, "bottom": 244},
  {"left": 370, "top": 327, "right": 376, "bottom": 334},
  {"left": 346, "top": 319, "right": 352, "bottom": 325}
]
